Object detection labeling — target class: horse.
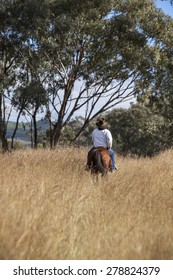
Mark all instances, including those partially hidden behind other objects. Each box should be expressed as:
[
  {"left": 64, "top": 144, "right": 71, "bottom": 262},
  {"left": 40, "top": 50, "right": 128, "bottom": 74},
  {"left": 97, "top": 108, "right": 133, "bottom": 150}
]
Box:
[{"left": 89, "top": 147, "right": 112, "bottom": 179}]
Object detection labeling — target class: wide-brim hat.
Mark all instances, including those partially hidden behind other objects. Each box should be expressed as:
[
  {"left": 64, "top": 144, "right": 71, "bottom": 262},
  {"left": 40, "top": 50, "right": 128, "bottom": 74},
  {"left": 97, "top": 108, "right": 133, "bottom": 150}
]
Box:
[{"left": 96, "top": 117, "right": 108, "bottom": 129}]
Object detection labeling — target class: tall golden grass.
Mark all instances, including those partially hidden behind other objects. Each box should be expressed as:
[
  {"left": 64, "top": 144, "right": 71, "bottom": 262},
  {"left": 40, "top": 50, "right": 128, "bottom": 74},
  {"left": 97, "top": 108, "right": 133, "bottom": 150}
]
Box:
[{"left": 0, "top": 147, "right": 173, "bottom": 260}]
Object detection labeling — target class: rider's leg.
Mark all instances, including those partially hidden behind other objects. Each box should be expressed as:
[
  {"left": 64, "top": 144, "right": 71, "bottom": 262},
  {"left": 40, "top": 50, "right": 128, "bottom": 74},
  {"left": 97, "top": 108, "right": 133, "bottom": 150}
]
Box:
[{"left": 108, "top": 149, "right": 118, "bottom": 171}]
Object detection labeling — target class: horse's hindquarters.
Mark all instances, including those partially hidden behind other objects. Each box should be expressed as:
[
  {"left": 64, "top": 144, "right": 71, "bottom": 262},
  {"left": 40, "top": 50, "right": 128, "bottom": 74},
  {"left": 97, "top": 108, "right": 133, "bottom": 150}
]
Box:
[{"left": 90, "top": 148, "right": 111, "bottom": 177}]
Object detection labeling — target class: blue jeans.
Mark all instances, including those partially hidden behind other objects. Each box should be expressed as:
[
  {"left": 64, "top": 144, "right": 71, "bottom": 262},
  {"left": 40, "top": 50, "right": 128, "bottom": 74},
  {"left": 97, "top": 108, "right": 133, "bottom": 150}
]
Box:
[
  {"left": 108, "top": 148, "right": 115, "bottom": 170},
  {"left": 87, "top": 147, "right": 116, "bottom": 171}
]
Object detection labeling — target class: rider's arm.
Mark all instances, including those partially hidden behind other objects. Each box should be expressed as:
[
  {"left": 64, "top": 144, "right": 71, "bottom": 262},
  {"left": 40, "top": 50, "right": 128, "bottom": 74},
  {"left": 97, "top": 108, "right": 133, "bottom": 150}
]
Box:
[
  {"left": 105, "top": 130, "right": 113, "bottom": 149},
  {"left": 91, "top": 130, "right": 95, "bottom": 145}
]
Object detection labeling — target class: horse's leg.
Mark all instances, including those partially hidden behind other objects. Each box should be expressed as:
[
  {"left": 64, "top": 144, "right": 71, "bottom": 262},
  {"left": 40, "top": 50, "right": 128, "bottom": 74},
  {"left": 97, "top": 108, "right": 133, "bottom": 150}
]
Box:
[
  {"left": 101, "top": 169, "right": 109, "bottom": 181},
  {"left": 91, "top": 169, "right": 99, "bottom": 184},
  {"left": 96, "top": 173, "right": 99, "bottom": 183}
]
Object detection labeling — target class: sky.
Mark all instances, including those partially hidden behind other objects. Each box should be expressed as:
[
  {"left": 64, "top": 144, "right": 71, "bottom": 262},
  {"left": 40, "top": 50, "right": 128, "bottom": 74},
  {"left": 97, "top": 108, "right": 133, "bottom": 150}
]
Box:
[{"left": 156, "top": 0, "right": 173, "bottom": 16}]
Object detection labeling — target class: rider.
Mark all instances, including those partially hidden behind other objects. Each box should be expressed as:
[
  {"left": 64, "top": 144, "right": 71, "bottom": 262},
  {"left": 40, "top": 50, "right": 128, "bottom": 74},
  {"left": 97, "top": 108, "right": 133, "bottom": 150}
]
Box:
[{"left": 85, "top": 117, "right": 118, "bottom": 172}]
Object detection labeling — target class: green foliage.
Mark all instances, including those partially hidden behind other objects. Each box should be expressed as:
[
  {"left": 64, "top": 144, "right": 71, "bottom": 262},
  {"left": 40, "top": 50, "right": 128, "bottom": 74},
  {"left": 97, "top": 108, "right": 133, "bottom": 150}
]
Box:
[
  {"left": 106, "top": 104, "right": 168, "bottom": 157},
  {"left": 59, "top": 117, "right": 92, "bottom": 146},
  {"left": 12, "top": 81, "right": 48, "bottom": 111}
]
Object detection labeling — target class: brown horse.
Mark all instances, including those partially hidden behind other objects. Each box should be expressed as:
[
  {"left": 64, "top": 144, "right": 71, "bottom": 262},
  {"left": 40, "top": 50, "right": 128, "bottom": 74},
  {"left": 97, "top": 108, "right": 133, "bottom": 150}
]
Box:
[{"left": 89, "top": 147, "right": 112, "bottom": 178}]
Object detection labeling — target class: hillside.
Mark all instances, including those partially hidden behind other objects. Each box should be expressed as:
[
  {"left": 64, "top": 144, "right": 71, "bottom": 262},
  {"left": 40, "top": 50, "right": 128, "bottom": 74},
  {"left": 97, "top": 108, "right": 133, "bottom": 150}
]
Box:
[
  {"left": 6, "top": 119, "right": 49, "bottom": 142},
  {"left": 0, "top": 147, "right": 173, "bottom": 260}
]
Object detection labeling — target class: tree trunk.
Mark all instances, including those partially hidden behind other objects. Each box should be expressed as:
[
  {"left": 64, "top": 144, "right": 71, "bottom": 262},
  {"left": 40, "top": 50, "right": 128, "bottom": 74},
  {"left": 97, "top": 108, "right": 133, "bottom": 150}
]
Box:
[
  {"left": 52, "top": 125, "right": 63, "bottom": 147},
  {"left": 30, "top": 119, "right": 34, "bottom": 148},
  {"left": 0, "top": 93, "right": 8, "bottom": 153},
  {"left": 11, "top": 109, "right": 22, "bottom": 149},
  {"left": 1, "top": 132, "right": 8, "bottom": 153},
  {"left": 49, "top": 128, "right": 54, "bottom": 148},
  {"left": 33, "top": 112, "right": 38, "bottom": 149}
]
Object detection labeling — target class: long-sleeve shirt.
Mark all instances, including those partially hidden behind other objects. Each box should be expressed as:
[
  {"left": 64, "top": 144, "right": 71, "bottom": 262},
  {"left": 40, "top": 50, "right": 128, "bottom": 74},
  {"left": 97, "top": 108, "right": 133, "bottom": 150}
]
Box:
[{"left": 92, "top": 128, "right": 113, "bottom": 149}]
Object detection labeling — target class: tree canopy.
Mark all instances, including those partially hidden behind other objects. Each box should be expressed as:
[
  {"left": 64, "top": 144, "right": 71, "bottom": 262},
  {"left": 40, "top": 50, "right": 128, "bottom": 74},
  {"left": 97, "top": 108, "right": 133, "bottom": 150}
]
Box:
[{"left": 1, "top": 0, "right": 173, "bottom": 151}]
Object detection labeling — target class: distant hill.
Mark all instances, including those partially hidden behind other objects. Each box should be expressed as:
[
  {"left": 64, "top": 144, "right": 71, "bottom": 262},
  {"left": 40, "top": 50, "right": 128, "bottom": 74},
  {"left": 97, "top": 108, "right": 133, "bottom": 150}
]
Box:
[{"left": 6, "top": 119, "right": 49, "bottom": 142}]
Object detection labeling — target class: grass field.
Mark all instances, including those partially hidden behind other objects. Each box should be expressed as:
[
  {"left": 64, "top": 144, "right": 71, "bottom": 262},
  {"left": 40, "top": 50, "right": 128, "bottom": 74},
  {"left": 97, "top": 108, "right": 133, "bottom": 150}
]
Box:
[{"left": 0, "top": 147, "right": 173, "bottom": 260}]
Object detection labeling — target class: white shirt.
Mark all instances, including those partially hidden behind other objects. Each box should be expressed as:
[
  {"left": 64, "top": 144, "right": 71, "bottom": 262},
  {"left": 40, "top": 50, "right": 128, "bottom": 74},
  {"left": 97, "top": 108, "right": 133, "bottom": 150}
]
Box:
[{"left": 92, "top": 128, "right": 113, "bottom": 149}]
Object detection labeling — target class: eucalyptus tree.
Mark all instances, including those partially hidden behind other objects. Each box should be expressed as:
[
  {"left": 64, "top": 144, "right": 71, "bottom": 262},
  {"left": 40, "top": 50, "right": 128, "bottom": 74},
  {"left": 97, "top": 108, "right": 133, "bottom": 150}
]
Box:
[
  {"left": 0, "top": 0, "right": 49, "bottom": 151},
  {"left": 136, "top": 0, "right": 173, "bottom": 147},
  {"left": 40, "top": 0, "right": 173, "bottom": 146},
  {"left": 0, "top": 0, "right": 20, "bottom": 151},
  {"left": 12, "top": 79, "right": 47, "bottom": 148}
]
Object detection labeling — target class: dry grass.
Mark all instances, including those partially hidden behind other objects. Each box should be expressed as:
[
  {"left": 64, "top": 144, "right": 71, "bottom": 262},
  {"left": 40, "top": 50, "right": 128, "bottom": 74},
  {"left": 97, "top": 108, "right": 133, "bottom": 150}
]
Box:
[{"left": 0, "top": 147, "right": 173, "bottom": 260}]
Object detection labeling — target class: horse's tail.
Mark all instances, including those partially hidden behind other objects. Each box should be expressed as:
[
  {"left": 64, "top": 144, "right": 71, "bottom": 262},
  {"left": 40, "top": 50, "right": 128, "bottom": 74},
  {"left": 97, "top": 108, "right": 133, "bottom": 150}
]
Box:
[{"left": 95, "top": 150, "right": 105, "bottom": 174}]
